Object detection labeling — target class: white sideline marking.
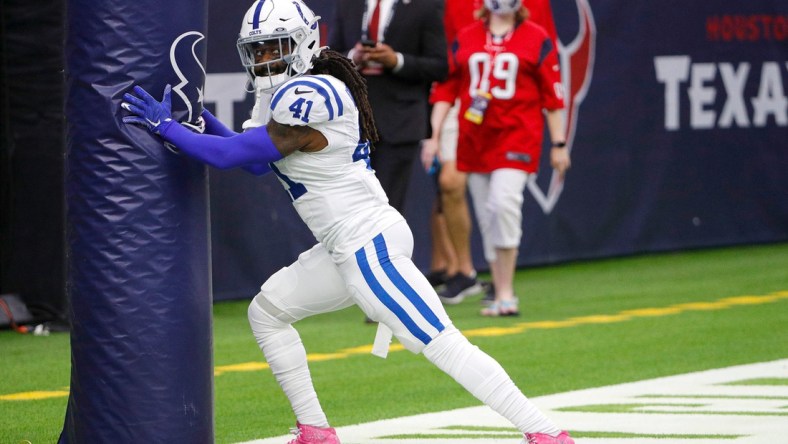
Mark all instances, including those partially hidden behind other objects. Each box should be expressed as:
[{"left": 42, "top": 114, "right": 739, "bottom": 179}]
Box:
[{"left": 238, "top": 359, "right": 788, "bottom": 443}]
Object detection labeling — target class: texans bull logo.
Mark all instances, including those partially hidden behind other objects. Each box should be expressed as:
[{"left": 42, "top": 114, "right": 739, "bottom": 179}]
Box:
[
  {"left": 169, "top": 31, "right": 207, "bottom": 124},
  {"left": 527, "top": 0, "right": 596, "bottom": 214}
]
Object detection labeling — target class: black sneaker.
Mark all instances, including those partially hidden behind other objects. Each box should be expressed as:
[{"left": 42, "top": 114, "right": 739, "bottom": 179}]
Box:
[
  {"left": 480, "top": 282, "right": 495, "bottom": 306},
  {"left": 425, "top": 269, "right": 449, "bottom": 288},
  {"left": 438, "top": 273, "right": 483, "bottom": 305}
]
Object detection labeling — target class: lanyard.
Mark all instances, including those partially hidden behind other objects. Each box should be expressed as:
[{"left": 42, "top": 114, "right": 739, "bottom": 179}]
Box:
[
  {"left": 361, "top": 0, "right": 400, "bottom": 42},
  {"left": 483, "top": 28, "right": 514, "bottom": 57}
]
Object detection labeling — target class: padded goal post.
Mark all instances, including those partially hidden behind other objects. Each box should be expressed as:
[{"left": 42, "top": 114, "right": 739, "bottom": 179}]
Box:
[{"left": 61, "top": 0, "right": 213, "bottom": 442}]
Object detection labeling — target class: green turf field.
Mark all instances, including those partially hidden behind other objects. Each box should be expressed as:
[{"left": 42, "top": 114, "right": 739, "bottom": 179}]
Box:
[{"left": 1, "top": 242, "right": 787, "bottom": 443}]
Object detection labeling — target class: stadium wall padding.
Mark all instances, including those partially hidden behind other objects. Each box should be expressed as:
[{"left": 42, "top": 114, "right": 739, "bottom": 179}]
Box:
[
  {"left": 204, "top": 0, "right": 788, "bottom": 301},
  {"left": 61, "top": 0, "right": 213, "bottom": 441}
]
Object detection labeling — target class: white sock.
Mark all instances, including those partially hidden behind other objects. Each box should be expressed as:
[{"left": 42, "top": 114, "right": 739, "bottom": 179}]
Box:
[
  {"left": 248, "top": 301, "right": 329, "bottom": 427},
  {"left": 422, "top": 326, "right": 560, "bottom": 435}
]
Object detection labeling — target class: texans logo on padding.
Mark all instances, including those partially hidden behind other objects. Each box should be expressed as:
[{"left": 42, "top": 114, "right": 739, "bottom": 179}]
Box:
[
  {"left": 527, "top": 0, "right": 596, "bottom": 214},
  {"left": 169, "top": 31, "right": 207, "bottom": 123}
]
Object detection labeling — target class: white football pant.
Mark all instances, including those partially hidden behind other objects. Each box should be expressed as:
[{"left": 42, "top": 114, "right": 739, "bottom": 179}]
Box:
[{"left": 247, "top": 220, "right": 559, "bottom": 434}]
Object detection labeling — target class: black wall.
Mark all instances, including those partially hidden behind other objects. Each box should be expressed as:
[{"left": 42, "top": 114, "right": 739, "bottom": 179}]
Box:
[{"left": 0, "top": 0, "right": 66, "bottom": 322}]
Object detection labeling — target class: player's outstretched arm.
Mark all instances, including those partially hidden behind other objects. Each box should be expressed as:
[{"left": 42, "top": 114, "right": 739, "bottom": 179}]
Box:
[
  {"left": 122, "top": 85, "right": 285, "bottom": 170},
  {"left": 199, "top": 106, "right": 272, "bottom": 175}
]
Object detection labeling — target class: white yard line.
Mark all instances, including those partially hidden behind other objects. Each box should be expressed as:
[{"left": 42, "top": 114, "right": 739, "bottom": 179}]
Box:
[{"left": 238, "top": 359, "right": 788, "bottom": 444}]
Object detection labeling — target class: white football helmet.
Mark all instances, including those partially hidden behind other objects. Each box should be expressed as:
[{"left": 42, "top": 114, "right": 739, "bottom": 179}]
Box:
[
  {"left": 237, "top": 0, "right": 321, "bottom": 92},
  {"left": 483, "top": 0, "right": 522, "bottom": 14}
]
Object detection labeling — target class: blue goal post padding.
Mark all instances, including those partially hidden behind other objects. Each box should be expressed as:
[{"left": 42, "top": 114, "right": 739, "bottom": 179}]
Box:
[{"left": 61, "top": 0, "right": 213, "bottom": 442}]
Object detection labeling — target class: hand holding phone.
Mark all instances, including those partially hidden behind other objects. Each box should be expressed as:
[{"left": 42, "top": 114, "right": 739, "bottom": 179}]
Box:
[{"left": 358, "top": 39, "right": 384, "bottom": 75}]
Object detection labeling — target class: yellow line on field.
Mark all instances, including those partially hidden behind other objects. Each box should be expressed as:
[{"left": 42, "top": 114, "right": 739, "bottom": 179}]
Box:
[
  {"left": 215, "top": 291, "right": 788, "bottom": 376},
  {"left": 0, "top": 390, "right": 70, "bottom": 401},
  {"left": 463, "top": 290, "right": 788, "bottom": 338},
  {"left": 3, "top": 291, "right": 786, "bottom": 401}
]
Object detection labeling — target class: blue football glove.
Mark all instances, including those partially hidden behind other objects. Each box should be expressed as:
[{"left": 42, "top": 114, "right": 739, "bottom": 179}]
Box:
[{"left": 122, "top": 84, "right": 173, "bottom": 134}]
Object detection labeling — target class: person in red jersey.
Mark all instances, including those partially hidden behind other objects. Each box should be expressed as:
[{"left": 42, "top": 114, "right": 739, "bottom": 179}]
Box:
[
  {"left": 425, "top": 0, "right": 571, "bottom": 317},
  {"left": 422, "top": 0, "right": 562, "bottom": 307}
]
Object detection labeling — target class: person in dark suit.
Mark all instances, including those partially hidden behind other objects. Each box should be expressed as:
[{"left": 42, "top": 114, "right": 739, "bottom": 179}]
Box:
[{"left": 328, "top": 0, "right": 448, "bottom": 214}]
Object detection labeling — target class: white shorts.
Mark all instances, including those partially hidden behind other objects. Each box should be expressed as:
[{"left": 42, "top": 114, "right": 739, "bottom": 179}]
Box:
[
  {"left": 467, "top": 169, "right": 530, "bottom": 263},
  {"left": 439, "top": 101, "right": 460, "bottom": 162},
  {"left": 257, "top": 221, "right": 452, "bottom": 353}
]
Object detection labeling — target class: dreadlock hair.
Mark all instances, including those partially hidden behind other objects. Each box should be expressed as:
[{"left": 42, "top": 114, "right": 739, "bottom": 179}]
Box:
[{"left": 311, "top": 49, "right": 380, "bottom": 144}]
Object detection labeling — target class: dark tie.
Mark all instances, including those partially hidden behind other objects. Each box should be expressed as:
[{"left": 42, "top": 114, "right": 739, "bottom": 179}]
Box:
[{"left": 368, "top": 0, "right": 380, "bottom": 41}]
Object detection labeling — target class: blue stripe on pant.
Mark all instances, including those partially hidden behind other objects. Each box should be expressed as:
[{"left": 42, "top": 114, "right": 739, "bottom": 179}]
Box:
[{"left": 355, "top": 233, "right": 445, "bottom": 345}]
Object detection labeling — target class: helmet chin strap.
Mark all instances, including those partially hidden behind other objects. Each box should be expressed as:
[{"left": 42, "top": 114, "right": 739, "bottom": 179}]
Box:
[{"left": 245, "top": 76, "right": 255, "bottom": 94}]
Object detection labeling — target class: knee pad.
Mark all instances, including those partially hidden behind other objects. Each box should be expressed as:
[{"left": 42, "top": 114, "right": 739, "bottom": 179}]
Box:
[{"left": 248, "top": 292, "right": 293, "bottom": 335}]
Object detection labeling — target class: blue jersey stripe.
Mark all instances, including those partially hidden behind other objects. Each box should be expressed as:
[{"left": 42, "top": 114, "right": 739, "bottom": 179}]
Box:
[
  {"left": 373, "top": 234, "right": 445, "bottom": 334},
  {"left": 271, "top": 79, "right": 336, "bottom": 120},
  {"left": 355, "top": 244, "right": 432, "bottom": 345},
  {"left": 270, "top": 162, "right": 307, "bottom": 201},
  {"left": 311, "top": 76, "right": 344, "bottom": 117}
]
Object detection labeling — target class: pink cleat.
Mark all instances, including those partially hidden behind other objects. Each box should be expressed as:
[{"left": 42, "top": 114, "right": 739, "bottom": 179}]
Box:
[
  {"left": 286, "top": 422, "right": 341, "bottom": 444},
  {"left": 522, "top": 430, "right": 575, "bottom": 444}
]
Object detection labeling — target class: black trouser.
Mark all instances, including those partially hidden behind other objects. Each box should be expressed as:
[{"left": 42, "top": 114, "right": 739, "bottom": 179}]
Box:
[{"left": 370, "top": 140, "right": 419, "bottom": 214}]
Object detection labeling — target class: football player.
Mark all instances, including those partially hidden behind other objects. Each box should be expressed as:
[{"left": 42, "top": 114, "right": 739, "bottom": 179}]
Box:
[{"left": 122, "top": 0, "right": 573, "bottom": 443}]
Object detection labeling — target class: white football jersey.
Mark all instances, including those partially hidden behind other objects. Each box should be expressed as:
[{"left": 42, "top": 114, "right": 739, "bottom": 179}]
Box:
[{"left": 268, "top": 74, "right": 403, "bottom": 261}]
